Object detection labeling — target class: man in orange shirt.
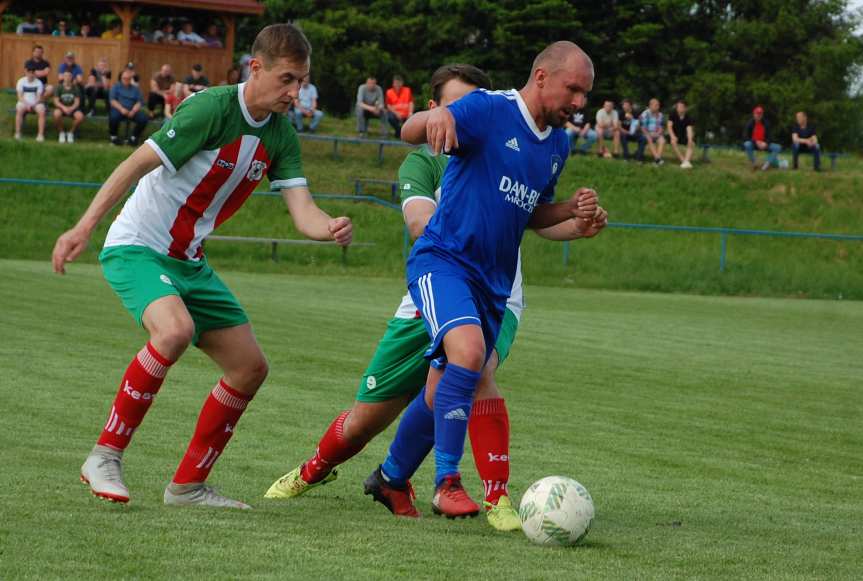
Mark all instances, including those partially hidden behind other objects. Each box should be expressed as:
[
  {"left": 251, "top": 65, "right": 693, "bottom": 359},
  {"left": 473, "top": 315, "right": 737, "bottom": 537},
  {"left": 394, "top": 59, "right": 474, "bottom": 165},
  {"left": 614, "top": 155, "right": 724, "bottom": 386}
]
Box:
[{"left": 385, "top": 75, "right": 414, "bottom": 138}]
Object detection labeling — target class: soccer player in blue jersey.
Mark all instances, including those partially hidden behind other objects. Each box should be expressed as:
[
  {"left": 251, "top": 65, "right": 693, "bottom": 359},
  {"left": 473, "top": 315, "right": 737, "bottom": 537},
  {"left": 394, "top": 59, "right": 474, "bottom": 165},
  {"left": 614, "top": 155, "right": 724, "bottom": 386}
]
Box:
[{"left": 363, "top": 41, "right": 599, "bottom": 518}]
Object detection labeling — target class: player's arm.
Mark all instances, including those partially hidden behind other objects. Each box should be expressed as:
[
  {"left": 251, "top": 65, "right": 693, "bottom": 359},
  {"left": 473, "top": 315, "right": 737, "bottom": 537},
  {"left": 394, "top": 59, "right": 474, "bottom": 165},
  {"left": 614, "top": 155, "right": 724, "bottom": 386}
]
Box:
[
  {"left": 398, "top": 149, "right": 439, "bottom": 239},
  {"left": 280, "top": 186, "right": 352, "bottom": 245},
  {"left": 401, "top": 108, "right": 457, "bottom": 154},
  {"left": 528, "top": 188, "right": 598, "bottom": 230},
  {"left": 534, "top": 206, "right": 608, "bottom": 241},
  {"left": 51, "top": 145, "right": 163, "bottom": 274}
]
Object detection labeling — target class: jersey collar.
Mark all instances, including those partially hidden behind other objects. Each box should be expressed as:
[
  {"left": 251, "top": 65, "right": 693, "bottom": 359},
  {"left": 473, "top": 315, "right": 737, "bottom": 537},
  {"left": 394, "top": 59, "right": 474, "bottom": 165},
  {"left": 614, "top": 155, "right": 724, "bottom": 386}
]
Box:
[
  {"left": 513, "top": 90, "right": 551, "bottom": 141},
  {"left": 238, "top": 82, "right": 271, "bottom": 128}
]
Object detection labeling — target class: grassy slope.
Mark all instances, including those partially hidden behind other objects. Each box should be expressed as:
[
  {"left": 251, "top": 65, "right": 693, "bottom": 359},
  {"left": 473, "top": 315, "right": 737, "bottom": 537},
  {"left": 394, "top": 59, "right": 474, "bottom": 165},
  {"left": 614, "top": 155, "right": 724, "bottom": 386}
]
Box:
[
  {"left": 0, "top": 259, "right": 861, "bottom": 579},
  {"left": 2, "top": 91, "right": 862, "bottom": 299}
]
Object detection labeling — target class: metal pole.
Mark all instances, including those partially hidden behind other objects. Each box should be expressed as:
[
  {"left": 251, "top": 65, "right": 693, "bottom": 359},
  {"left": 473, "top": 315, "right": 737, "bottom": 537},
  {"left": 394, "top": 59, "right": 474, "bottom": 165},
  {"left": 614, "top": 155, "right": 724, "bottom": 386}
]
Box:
[{"left": 719, "top": 232, "right": 728, "bottom": 272}]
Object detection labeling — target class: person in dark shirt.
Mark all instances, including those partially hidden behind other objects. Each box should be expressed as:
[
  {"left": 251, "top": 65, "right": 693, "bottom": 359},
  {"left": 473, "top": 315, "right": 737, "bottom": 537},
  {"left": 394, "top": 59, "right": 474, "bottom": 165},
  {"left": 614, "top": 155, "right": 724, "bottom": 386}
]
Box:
[
  {"left": 24, "top": 45, "right": 54, "bottom": 99},
  {"left": 85, "top": 58, "right": 112, "bottom": 115},
  {"left": 743, "top": 106, "right": 781, "bottom": 171},
  {"left": 791, "top": 111, "right": 821, "bottom": 171},
  {"left": 564, "top": 109, "right": 596, "bottom": 155},
  {"left": 667, "top": 99, "right": 695, "bottom": 169},
  {"left": 182, "top": 64, "right": 210, "bottom": 98},
  {"left": 619, "top": 99, "right": 645, "bottom": 161}
]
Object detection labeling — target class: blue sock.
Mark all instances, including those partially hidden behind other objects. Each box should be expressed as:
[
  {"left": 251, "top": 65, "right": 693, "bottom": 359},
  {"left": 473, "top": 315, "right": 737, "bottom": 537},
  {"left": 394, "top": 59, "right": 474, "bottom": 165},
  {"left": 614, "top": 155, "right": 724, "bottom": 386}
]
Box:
[
  {"left": 433, "top": 363, "right": 481, "bottom": 486},
  {"left": 380, "top": 387, "right": 435, "bottom": 487}
]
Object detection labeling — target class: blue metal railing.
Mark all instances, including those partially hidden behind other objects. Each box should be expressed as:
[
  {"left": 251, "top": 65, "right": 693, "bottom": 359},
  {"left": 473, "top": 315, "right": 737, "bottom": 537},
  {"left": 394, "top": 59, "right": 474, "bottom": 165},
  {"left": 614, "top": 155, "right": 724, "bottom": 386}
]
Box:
[{"left": 2, "top": 177, "right": 861, "bottom": 271}]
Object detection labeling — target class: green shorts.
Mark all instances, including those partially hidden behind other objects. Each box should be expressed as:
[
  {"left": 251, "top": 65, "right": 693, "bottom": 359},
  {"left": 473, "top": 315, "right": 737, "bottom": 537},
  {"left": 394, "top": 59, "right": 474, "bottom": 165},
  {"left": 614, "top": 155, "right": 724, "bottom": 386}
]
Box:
[
  {"left": 99, "top": 245, "right": 248, "bottom": 344},
  {"left": 356, "top": 308, "right": 520, "bottom": 403}
]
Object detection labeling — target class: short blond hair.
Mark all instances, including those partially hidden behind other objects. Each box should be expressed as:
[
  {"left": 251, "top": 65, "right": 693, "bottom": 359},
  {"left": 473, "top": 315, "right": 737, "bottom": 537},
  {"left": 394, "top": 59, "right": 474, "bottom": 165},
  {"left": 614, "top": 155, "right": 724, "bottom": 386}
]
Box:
[{"left": 251, "top": 24, "right": 311, "bottom": 67}]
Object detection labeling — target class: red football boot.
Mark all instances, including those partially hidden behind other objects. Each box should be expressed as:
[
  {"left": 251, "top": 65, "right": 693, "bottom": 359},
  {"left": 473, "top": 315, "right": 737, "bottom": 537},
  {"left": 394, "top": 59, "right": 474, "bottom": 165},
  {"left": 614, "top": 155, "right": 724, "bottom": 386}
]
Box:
[
  {"left": 431, "top": 475, "right": 480, "bottom": 518},
  {"left": 363, "top": 466, "right": 421, "bottom": 518}
]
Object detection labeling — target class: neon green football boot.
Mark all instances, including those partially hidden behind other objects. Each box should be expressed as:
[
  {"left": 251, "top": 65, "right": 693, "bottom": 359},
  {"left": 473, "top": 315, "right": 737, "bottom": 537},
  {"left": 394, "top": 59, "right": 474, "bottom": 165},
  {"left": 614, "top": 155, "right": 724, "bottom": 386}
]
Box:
[
  {"left": 484, "top": 495, "right": 522, "bottom": 531},
  {"left": 264, "top": 464, "right": 338, "bottom": 499}
]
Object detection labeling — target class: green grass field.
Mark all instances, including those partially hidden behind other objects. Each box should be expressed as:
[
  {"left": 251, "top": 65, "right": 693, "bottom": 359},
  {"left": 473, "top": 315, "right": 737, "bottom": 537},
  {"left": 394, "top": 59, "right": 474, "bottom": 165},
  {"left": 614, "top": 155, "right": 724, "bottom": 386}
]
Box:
[{"left": 1, "top": 259, "right": 860, "bottom": 579}]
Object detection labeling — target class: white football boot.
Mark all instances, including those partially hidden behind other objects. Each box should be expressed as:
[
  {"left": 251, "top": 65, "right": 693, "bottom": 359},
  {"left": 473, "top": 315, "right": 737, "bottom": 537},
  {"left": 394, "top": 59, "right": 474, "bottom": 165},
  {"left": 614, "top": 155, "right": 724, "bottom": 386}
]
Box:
[
  {"left": 80, "top": 445, "right": 130, "bottom": 503},
  {"left": 164, "top": 482, "right": 251, "bottom": 510}
]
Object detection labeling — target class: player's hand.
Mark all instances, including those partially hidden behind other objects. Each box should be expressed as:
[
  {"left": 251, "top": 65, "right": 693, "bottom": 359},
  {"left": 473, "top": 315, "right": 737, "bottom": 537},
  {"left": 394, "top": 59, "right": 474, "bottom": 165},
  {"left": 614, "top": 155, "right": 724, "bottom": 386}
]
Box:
[
  {"left": 427, "top": 107, "right": 458, "bottom": 155},
  {"left": 573, "top": 206, "right": 608, "bottom": 238},
  {"left": 569, "top": 187, "right": 598, "bottom": 219},
  {"left": 52, "top": 227, "right": 90, "bottom": 275},
  {"left": 328, "top": 216, "right": 353, "bottom": 246}
]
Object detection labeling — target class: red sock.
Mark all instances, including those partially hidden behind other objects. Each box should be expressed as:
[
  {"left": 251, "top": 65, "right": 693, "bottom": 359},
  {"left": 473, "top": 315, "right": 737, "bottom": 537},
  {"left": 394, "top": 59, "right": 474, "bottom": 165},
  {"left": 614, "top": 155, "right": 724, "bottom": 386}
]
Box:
[
  {"left": 301, "top": 410, "right": 365, "bottom": 484},
  {"left": 469, "top": 397, "right": 510, "bottom": 505},
  {"left": 97, "top": 342, "right": 173, "bottom": 450},
  {"left": 172, "top": 379, "right": 252, "bottom": 485}
]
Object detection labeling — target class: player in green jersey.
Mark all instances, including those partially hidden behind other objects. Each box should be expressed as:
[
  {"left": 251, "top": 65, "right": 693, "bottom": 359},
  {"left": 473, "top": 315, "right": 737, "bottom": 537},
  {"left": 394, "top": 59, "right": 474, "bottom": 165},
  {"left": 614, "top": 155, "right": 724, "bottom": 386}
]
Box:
[
  {"left": 51, "top": 24, "right": 353, "bottom": 509},
  {"left": 265, "top": 64, "right": 608, "bottom": 530}
]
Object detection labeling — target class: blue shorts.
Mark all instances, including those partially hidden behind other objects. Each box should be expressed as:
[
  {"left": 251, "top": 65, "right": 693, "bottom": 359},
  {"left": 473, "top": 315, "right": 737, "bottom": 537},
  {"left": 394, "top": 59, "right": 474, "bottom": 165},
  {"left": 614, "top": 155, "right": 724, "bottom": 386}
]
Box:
[{"left": 408, "top": 269, "right": 504, "bottom": 365}]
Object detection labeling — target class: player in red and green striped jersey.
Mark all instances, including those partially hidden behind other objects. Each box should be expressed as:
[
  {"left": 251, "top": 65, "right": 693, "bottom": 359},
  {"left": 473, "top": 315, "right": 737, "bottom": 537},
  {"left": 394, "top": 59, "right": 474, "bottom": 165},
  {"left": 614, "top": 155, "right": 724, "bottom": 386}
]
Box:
[{"left": 51, "top": 24, "right": 352, "bottom": 509}]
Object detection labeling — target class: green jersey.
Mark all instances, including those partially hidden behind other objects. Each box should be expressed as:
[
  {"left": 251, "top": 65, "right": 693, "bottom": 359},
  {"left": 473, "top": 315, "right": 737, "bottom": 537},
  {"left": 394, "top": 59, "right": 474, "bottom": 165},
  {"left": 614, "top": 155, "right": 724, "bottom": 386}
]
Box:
[
  {"left": 56, "top": 83, "right": 82, "bottom": 108},
  {"left": 105, "top": 83, "right": 307, "bottom": 261}
]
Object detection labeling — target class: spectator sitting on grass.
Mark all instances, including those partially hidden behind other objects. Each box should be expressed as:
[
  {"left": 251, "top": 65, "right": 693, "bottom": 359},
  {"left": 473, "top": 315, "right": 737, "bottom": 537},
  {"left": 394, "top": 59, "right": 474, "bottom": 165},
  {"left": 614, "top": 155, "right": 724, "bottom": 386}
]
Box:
[
  {"left": 667, "top": 99, "right": 695, "bottom": 169},
  {"left": 743, "top": 106, "right": 781, "bottom": 171},
  {"left": 182, "top": 64, "right": 210, "bottom": 98},
  {"left": 58, "top": 51, "right": 84, "bottom": 85},
  {"left": 85, "top": 58, "right": 112, "bottom": 115},
  {"left": 24, "top": 45, "right": 54, "bottom": 99},
  {"left": 640, "top": 98, "right": 666, "bottom": 165},
  {"left": 294, "top": 75, "right": 324, "bottom": 133},
  {"left": 108, "top": 69, "right": 148, "bottom": 146},
  {"left": 177, "top": 21, "right": 206, "bottom": 46},
  {"left": 620, "top": 99, "right": 645, "bottom": 161},
  {"left": 791, "top": 111, "right": 821, "bottom": 172},
  {"left": 385, "top": 75, "right": 413, "bottom": 139},
  {"left": 14, "top": 64, "right": 46, "bottom": 141},
  {"left": 148, "top": 64, "right": 175, "bottom": 117},
  {"left": 53, "top": 70, "right": 85, "bottom": 143},
  {"left": 356, "top": 76, "right": 391, "bottom": 137},
  {"left": 595, "top": 99, "right": 621, "bottom": 158},
  {"left": 564, "top": 109, "right": 596, "bottom": 155}
]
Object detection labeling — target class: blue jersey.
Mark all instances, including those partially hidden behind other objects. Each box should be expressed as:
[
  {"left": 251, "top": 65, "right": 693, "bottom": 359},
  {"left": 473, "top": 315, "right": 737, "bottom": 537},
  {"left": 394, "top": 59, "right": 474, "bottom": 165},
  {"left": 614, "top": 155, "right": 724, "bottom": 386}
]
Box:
[{"left": 406, "top": 89, "right": 569, "bottom": 304}]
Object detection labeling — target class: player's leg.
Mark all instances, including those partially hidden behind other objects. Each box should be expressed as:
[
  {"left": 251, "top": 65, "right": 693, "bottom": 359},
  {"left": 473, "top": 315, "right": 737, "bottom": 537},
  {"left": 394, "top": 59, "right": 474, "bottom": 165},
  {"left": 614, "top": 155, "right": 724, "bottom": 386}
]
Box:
[
  {"left": 81, "top": 247, "right": 193, "bottom": 503},
  {"left": 267, "top": 317, "right": 430, "bottom": 505}
]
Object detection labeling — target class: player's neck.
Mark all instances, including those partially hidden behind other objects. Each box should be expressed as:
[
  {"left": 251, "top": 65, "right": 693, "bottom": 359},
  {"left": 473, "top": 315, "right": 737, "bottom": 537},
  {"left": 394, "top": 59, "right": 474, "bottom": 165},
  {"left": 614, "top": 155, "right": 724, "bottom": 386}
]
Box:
[
  {"left": 518, "top": 86, "right": 547, "bottom": 132},
  {"left": 242, "top": 81, "right": 270, "bottom": 121}
]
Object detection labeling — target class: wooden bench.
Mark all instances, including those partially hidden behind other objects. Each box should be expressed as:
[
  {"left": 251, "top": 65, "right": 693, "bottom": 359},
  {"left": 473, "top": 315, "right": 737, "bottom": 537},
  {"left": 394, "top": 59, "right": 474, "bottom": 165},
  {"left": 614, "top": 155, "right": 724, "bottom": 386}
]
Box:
[
  {"left": 353, "top": 178, "right": 400, "bottom": 203},
  {"left": 206, "top": 235, "right": 375, "bottom": 264},
  {"left": 298, "top": 133, "right": 412, "bottom": 162}
]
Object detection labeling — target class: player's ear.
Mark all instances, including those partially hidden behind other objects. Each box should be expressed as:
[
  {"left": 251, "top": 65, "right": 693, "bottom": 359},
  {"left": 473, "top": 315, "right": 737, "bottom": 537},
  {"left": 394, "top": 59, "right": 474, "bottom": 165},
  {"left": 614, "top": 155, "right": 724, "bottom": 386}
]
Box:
[{"left": 428, "top": 99, "right": 437, "bottom": 110}]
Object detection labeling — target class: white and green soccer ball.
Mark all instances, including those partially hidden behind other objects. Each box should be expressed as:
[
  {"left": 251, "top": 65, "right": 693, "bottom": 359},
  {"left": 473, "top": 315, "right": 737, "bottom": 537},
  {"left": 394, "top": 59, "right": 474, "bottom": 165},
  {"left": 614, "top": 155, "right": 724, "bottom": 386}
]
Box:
[{"left": 519, "top": 476, "right": 594, "bottom": 547}]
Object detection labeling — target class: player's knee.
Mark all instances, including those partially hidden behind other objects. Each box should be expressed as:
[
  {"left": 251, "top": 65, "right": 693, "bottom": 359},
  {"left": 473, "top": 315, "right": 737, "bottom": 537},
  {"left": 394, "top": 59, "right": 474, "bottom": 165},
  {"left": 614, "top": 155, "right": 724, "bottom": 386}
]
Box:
[
  {"left": 152, "top": 318, "right": 195, "bottom": 353},
  {"left": 246, "top": 355, "right": 269, "bottom": 387},
  {"left": 452, "top": 343, "right": 485, "bottom": 371}
]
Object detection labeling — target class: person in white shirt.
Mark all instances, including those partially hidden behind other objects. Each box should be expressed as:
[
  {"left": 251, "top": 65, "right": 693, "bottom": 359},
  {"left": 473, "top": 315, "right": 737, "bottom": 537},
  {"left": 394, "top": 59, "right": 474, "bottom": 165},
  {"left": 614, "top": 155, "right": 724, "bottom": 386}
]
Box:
[
  {"left": 177, "top": 22, "right": 206, "bottom": 46},
  {"left": 595, "top": 100, "right": 621, "bottom": 158},
  {"left": 15, "top": 65, "right": 46, "bottom": 141},
  {"left": 294, "top": 75, "right": 324, "bottom": 132}
]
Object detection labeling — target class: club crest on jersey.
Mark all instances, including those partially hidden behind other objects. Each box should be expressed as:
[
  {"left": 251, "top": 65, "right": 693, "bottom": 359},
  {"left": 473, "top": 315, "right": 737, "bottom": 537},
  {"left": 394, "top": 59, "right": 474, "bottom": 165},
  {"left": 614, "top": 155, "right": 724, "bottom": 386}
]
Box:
[
  {"left": 246, "top": 160, "right": 267, "bottom": 181},
  {"left": 551, "top": 154, "right": 563, "bottom": 176}
]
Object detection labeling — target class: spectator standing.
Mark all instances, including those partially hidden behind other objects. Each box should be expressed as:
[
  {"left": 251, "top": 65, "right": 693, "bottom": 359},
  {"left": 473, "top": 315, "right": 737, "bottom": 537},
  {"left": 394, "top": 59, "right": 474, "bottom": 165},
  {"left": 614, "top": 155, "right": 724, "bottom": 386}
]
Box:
[
  {"left": 52, "top": 19, "right": 73, "bottom": 36},
  {"left": 743, "top": 106, "right": 781, "bottom": 171},
  {"left": 177, "top": 22, "right": 206, "bottom": 46},
  {"left": 58, "top": 52, "right": 85, "bottom": 85},
  {"left": 182, "top": 64, "right": 210, "bottom": 98},
  {"left": 595, "top": 100, "right": 621, "bottom": 158},
  {"left": 356, "top": 76, "right": 390, "bottom": 136},
  {"left": 640, "top": 98, "right": 666, "bottom": 165},
  {"left": 101, "top": 20, "right": 124, "bottom": 40},
  {"left": 53, "top": 70, "right": 85, "bottom": 143},
  {"left": 148, "top": 64, "right": 175, "bottom": 116},
  {"left": 385, "top": 75, "right": 413, "bottom": 139},
  {"left": 14, "top": 64, "right": 46, "bottom": 141},
  {"left": 620, "top": 99, "right": 645, "bottom": 161},
  {"left": 85, "top": 58, "right": 112, "bottom": 115},
  {"left": 78, "top": 23, "right": 97, "bottom": 38},
  {"left": 203, "top": 24, "right": 223, "bottom": 48},
  {"left": 16, "top": 14, "right": 38, "bottom": 34},
  {"left": 564, "top": 109, "right": 596, "bottom": 155},
  {"left": 152, "top": 21, "right": 178, "bottom": 44},
  {"left": 667, "top": 99, "right": 695, "bottom": 169},
  {"left": 294, "top": 75, "right": 324, "bottom": 132},
  {"left": 24, "top": 45, "right": 54, "bottom": 99},
  {"left": 791, "top": 111, "right": 821, "bottom": 171},
  {"left": 108, "top": 69, "right": 148, "bottom": 146}
]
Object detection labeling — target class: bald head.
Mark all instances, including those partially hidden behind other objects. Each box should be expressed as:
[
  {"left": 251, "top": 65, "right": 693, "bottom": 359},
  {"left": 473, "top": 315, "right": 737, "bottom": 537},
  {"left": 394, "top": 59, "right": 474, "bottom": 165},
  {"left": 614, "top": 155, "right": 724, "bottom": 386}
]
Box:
[{"left": 531, "top": 41, "right": 593, "bottom": 77}]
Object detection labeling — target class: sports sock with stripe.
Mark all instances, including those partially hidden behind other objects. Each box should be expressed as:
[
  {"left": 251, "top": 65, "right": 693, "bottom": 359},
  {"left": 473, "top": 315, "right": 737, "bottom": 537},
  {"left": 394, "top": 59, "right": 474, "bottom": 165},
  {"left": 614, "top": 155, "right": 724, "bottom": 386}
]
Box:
[
  {"left": 468, "top": 397, "right": 510, "bottom": 504},
  {"left": 434, "top": 363, "right": 481, "bottom": 486},
  {"left": 301, "top": 410, "right": 365, "bottom": 484},
  {"left": 380, "top": 387, "right": 435, "bottom": 487},
  {"left": 97, "top": 342, "right": 173, "bottom": 450},
  {"left": 172, "top": 379, "right": 252, "bottom": 484}
]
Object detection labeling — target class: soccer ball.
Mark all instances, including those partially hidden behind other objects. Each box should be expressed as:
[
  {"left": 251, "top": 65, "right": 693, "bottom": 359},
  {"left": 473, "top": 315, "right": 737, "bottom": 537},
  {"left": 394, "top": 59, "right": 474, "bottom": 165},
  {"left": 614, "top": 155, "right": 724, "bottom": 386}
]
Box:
[{"left": 518, "top": 476, "right": 594, "bottom": 546}]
